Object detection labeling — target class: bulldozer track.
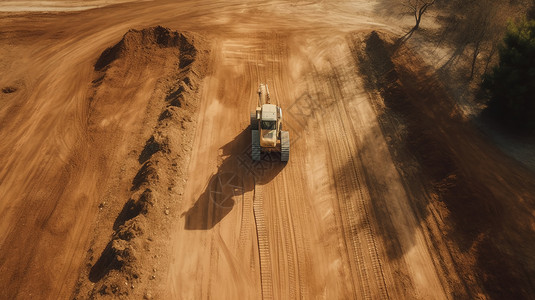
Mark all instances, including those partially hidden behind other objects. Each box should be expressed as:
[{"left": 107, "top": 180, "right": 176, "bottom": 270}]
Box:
[
  {"left": 271, "top": 186, "right": 294, "bottom": 299},
  {"left": 237, "top": 187, "right": 254, "bottom": 254},
  {"left": 280, "top": 131, "right": 289, "bottom": 162},
  {"left": 252, "top": 130, "right": 261, "bottom": 161},
  {"left": 247, "top": 33, "right": 307, "bottom": 298},
  {"left": 331, "top": 60, "right": 390, "bottom": 300},
  {"left": 313, "top": 63, "right": 389, "bottom": 299},
  {"left": 252, "top": 183, "right": 273, "bottom": 299},
  {"left": 281, "top": 169, "right": 309, "bottom": 298},
  {"left": 269, "top": 170, "right": 302, "bottom": 299},
  {"left": 207, "top": 232, "right": 219, "bottom": 296},
  {"left": 322, "top": 108, "right": 367, "bottom": 299}
]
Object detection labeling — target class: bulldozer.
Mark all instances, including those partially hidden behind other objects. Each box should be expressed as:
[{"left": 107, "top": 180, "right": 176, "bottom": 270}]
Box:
[{"left": 250, "top": 84, "right": 289, "bottom": 162}]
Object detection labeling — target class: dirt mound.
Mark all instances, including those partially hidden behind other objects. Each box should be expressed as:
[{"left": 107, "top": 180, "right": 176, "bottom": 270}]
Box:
[
  {"left": 72, "top": 26, "right": 208, "bottom": 299},
  {"left": 94, "top": 26, "right": 196, "bottom": 71},
  {"left": 354, "top": 30, "right": 535, "bottom": 299}
]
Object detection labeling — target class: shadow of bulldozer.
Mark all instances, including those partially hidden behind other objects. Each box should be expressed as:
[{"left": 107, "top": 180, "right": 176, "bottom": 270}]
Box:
[{"left": 184, "top": 127, "right": 286, "bottom": 230}]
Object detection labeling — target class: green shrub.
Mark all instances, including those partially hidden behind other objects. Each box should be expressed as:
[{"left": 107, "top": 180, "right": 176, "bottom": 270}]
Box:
[{"left": 482, "top": 19, "right": 535, "bottom": 131}]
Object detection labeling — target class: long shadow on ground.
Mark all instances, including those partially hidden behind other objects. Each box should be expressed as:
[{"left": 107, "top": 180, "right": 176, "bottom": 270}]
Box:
[{"left": 184, "top": 127, "right": 286, "bottom": 230}]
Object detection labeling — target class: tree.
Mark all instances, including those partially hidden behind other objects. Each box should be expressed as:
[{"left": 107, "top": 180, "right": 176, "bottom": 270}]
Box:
[
  {"left": 463, "top": 0, "right": 502, "bottom": 79},
  {"left": 437, "top": 0, "right": 510, "bottom": 79},
  {"left": 482, "top": 19, "right": 535, "bottom": 131},
  {"left": 529, "top": 0, "right": 535, "bottom": 20},
  {"left": 404, "top": 0, "right": 436, "bottom": 30}
]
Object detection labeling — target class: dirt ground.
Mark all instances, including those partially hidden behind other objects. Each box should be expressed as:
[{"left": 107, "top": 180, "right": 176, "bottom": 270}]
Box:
[{"left": 0, "top": 1, "right": 534, "bottom": 299}]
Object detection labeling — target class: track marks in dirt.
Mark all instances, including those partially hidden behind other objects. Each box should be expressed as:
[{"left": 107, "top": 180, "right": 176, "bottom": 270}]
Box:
[
  {"left": 1, "top": 2, "right": 512, "bottom": 300},
  {"left": 280, "top": 171, "right": 309, "bottom": 298},
  {"left": 165, "top": 31, "right": 321, "bottom": 299},
  {"left": 251, "top": 33, "right": 316, "bottom": 299},
  {"left": 165, "top": 34, "right": 262, "bottom": 299},
  {"left": 291, "top": 35, "right": 390, "bottom": 299},
  {"left": 319, "top": 91, "right": 388, "bottom": 299},
  {"left": 252, "top": 184, "right": 274, "bottom": 299}
]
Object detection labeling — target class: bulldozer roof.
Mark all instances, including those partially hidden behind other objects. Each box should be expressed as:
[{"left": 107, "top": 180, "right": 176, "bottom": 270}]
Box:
[{"left": 261, "top": 104, "right": 277, "bottom": 121}]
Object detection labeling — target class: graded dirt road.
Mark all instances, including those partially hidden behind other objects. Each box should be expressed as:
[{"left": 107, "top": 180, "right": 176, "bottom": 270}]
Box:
[
  {"left": 1, "top": 1, "right": 534, "bottom": 299},
  {"left": 165, "top": 29, "right": 450, "bottom": 299}
]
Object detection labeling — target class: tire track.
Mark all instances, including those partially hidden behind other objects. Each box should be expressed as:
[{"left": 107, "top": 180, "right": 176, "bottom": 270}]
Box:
[
  {"left": 321, "top": 105, "right": 369, "bottom": 299},
  {"left": 329, "top": 58, "right": 390, "bottom": 300},
  {"left": 271, "top": 178, "right": 296, "bottom": 299},
  {"left": 281, "top": 168, "right": 309, "bottom": 299},
  {"left": 252, "top": 183, "right": 273, "bottom": 299},
  {"left": 249, "top": 32, "right": 309, "bottom": 299},
  {"left": 237, "top": 186, "right": 254, "bottom": 254},
  {"left": 310, "top": 57, "right": 390, "bottom": 298},
  {"left": 271, "top": 167, "right": 308, "bottom": 299}
]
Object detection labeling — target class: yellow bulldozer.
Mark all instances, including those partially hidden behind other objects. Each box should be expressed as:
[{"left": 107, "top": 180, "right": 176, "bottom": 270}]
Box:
[{"left": 250, "top": 84, "right": 289, "bottom": 162}]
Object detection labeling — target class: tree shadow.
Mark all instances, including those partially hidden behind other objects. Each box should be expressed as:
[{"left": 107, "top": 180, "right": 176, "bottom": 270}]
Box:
[
  {"left": 184, "top": 127, "right": 286, "bottom": 230},
  {"left": 353, "top": 30, "right": 535, "bottom": 298},
  {"left": 395, "top": 28, "right": 417, "bottom": 48}
]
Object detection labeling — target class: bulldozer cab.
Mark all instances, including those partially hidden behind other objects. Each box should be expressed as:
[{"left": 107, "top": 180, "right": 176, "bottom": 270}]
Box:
[
  {"left": 261, "top": 120, "right": 276, "bottom": 130},
  {"left": 259, "top": 104, "right": 278, "bottom": 148}
]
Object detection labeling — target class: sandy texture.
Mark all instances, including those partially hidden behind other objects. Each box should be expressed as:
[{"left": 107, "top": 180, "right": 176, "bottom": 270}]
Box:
[
  {"left": 0, "top": 1, "right": 143, "bottom": 12},
  {"left": 0, "top": 1, "right": 534, "bottom": 300}
]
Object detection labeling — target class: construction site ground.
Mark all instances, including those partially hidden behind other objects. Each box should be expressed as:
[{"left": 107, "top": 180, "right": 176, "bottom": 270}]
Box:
[{"left": 0, "top": 1, "right": 534, "bottom": 299}]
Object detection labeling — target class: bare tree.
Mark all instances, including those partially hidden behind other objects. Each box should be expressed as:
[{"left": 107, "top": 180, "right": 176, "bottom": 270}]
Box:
[
  {"left": 445, "top": 0, "right": 506, "bottom": 79},
  {"left": 404, "top": 0, "right": 436, "bottom": 30},
  {"left": 468, "top": 4, "right": 494, "bottom": 79}
]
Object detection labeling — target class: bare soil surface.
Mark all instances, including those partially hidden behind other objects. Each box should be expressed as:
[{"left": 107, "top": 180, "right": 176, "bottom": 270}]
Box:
[
  {"left": 0, "top": 1, "right": 534, "bottom": 299},
  {"left": 0, "top": 1, "right": 144, "bottom": 12}
]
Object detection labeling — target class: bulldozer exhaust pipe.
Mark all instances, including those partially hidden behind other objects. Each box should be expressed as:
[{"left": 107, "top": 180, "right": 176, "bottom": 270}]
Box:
[{"left": 258, "top": 83, "right": 270, "bottom": 107}]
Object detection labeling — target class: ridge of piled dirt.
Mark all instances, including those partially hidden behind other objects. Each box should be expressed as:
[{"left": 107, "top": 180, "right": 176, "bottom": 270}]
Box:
[
  {"left": 352, "top": 30, "right": 535, "bottom": 299},
  {"left": 72, "top": 26, "right": 208, "bottom": 300},
  {"left": 94, "top": 26, "right": 197, "bottom": 72}
]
